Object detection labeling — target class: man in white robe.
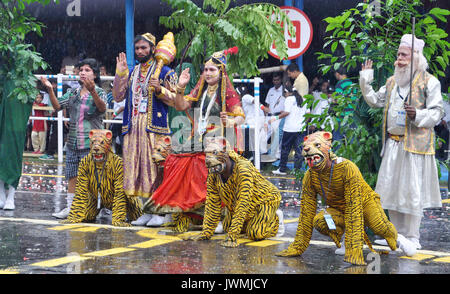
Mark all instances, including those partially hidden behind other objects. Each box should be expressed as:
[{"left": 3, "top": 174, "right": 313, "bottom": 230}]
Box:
[{"left": 359, "top": 34, "right": 444, "bottom": 250}]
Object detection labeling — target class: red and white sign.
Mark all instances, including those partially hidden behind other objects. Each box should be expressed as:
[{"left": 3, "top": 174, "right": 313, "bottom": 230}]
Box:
[{"left": 269, "top": 6, "right": 313, "bottom": 60}]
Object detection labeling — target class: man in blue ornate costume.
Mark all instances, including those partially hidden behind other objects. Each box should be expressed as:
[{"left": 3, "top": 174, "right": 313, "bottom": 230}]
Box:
[{"left": 112, "top": 33, "right": 177, "bottom": 226}]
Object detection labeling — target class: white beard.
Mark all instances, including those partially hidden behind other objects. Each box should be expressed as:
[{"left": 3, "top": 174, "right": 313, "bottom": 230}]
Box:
[
  {"left": 393, "top": 64, "right": 412, "bottom": 88},
  {"left": 393, "top": 52, "right": 426, "bottom": 88}
]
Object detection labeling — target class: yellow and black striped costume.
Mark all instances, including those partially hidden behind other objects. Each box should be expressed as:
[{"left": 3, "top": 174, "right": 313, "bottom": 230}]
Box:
[
  {"left": 278, "top": 132, "right": 398, "bottom": 265},
  {"left": 200, "top": 151, "right": 281, "bottom": 243},
  {"left": 62, "top": 152, "right": 142, "bottom": 227}
]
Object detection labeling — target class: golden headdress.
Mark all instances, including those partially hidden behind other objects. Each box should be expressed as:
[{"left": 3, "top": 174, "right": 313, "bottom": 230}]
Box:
[
  {"left": 204, "top": 46, "right": 239, "bottom": 67},
  {"left": 141, "top": 33, "right": 156, "bottom": 46}
]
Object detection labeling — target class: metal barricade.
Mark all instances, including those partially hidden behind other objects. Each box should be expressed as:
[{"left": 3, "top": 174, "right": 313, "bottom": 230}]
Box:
[{"left": 29, "top": 74, "right": 263, "bottom": 170}]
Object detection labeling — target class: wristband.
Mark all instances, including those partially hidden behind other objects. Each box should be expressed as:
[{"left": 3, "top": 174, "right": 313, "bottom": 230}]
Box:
[{"left": 115, "top": 68, "right": 129, "bottom": 77}]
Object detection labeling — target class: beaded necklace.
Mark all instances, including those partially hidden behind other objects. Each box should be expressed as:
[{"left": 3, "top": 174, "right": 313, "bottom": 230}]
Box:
[{"left": 131, "top": 59, "right": 155, "bottom": 123}]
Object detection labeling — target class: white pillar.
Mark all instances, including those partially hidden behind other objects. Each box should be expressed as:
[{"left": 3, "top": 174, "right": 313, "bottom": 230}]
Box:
[
  {"left": 56, "top": 74, "right": 64, "bottom": 163},
  {"left": 253, "top": 78, "right": 262, "bottom": 171}
]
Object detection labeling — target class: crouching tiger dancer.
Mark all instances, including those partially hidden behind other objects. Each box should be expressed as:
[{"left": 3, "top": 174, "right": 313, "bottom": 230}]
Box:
[
  {"left": 183, "top": 137, "right": 284, "bottom": 247},
  {"left": 276, "top": 131, "right": 417, "bottom": 265},
  {"left": 61, "top": 130, "right": 142, "bottom": 227}
]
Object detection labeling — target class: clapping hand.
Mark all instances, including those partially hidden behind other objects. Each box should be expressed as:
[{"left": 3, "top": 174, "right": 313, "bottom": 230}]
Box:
[{"left": 82, "top": 78, "right": 96, "bottom": 93}]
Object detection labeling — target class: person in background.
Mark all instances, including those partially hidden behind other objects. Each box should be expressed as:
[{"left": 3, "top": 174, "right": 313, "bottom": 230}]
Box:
[
  {"left": 310, "top": 79, "right": 333, "bottom": 133},
  {"left": 40, "top": 84, "right": 71, "bottom": 161},
  {"left": 111, "top": 98, "right": 125, "bottom": 156},
  {"left": 61, "top": 45, "right": 80, "bottom": 72},
  {"left": 31, "top": 93, "right": 48, "bottom": 154},
  {"left": 434, "top": 99, "right": 450, "bottom": 161},
  {"left": 308, "top": 76, "right": 320, "bottom": 94},
  {"left": 262, "top": 73, "right": 284, "bottom": 116},
  {"left": 61, "top": 46, "right": 81, "bottom": 89},
  {"left": 262, "top": 73, "right": 284, "bottom": 160},
  {"left": 100, "top": 65, "right": 112, "bottom": 94},
  {"left": 25, "top": 119, "right": 33, "bottom": 152},
  {"left": 287, "top": 63, "right": 309, "bottom": 98},
  {"left": 272, "top": 85, "right": 308, "bottom": 175},
  {"left": 333, "top": 67, "right": 356, "bottom": 143},
  {"left": 60, "top": 45, "right": 79, "bottom": 73},
  {"left": 169, "top": 61, "right": 197, "bottom": 148},
  {"left": 335, "top": 67, "right": 352, "bottom": 96},
  {"left": 41, "top": 58, "right": 107, "bottom": 219},
  {"left": 237, "top": 85, "right": 267, "bottom": 160}
]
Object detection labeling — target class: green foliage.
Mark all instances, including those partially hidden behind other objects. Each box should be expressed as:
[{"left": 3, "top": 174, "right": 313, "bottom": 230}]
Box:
[
  {"left": 0, "top": 0, "right": 54, "bottom": 104},
  {"left": 311, "top": 0, "right": 450, "bottom": 188},
  {"left": 160, "top": 0, "right": 294, "bottom": 78},
  {"left": 318, "top": 0, "right": 449, "bottom": 83}
]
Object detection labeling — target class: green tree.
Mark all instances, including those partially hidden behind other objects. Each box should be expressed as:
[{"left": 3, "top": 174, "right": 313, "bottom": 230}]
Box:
[
  {"left": 309, "top": 0, "right": 450, "bottom": 187},
  {"left": 160, "top": 0, "right": 294, "bottom": 78},
  {"left": 0, "top": 0, "right": 54, "bottom": 189},
  {"left": 0, "top": 0, "right": 53, "bottom": 104}
]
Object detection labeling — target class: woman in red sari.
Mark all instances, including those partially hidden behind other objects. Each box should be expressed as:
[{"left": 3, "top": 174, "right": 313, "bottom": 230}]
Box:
[
  {"left": 142, "top": 48, "right": 245, "bottom": 227},
  {"left": 176, "top": 46, "right": 244, "bottom": 150}
]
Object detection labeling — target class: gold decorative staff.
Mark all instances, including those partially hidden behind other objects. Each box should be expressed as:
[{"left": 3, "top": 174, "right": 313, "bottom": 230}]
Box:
[
  {"left": 145, "top": 32, "right": 176, "bottom": 129},
  {"left": 148, "top": 32, "right": 177, "bottom": 98}
]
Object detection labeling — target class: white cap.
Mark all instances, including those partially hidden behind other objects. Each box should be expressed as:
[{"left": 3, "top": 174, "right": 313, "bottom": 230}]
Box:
[{"left": 399, "top": 34, "right": 425, "bottom": 53}]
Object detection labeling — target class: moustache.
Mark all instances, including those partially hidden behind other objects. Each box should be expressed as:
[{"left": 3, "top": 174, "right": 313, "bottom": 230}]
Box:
[{"left": 394, "top": 60, "right": 409, "bottom": 68}]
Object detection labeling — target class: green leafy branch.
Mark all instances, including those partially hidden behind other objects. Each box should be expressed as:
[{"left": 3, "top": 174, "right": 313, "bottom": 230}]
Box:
[
  {"left": 0, "top": 0, "right": 56, "bottom": 104},
  {"left": 308, "top": 0, "right": 449, "bottom": 188},
  {"left": 160, "top": 0, "right": 294, "bottom": 78}
]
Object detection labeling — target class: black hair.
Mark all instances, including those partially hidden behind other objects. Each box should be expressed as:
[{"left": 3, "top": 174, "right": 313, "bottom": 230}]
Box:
[
  {"left": 235, "top": 85, "right": 250, "bottom": 97},
  {"left": 286, "top": 63, "right": 299, "bottom": 73},
  {"left": 285, "top": 84, "right": 303, "bottom": 106},
  {"left": 335, "top": 67, "right": 348, "bottom": 76},
  {"left": 272, "top": 72, "right": 282, "bottom": 79},
  {"left": 310, "top": 77, "right": 324, "bottom": 92},
  {"left": 76, "top": 58, "right": 101, "bottom": 84},
  {"left": 204, "top": 55, "right": 222, "bottom": 66}
]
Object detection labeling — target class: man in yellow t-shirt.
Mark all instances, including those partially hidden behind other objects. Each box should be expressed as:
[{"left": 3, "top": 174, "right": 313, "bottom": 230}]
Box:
[{"left": 287, "top": 63, "right": 309, "bottom": 98}]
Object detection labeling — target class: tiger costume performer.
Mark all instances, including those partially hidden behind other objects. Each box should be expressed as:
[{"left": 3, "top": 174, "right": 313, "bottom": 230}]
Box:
[
  {"left": 276, "top": 131, "right": 416, "bottom": 265},
  {"left": 184, "top": 137, "right": 282, "bottom": 247},
  {"left": 61, "top": 130, "right": 142, "bottom": 227}
]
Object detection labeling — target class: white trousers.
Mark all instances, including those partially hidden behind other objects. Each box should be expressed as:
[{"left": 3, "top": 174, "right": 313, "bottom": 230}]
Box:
[
  {"left": 389, "top": 210, "right": 422, "bottom": 240},
  {"left": 268, "top": 119, "right": 281, "bottom": 157},
  {"left": 31, "top": 131, "right": 47, "bottom": 152}
]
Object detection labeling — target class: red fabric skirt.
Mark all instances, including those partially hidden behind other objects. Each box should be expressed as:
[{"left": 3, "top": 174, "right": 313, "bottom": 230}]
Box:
[{"left": 149, "top": 152, "right": 207, "bottom": 212}]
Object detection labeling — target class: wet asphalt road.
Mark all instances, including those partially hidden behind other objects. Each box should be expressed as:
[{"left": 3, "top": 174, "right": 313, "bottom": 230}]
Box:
[{"left": 0, "top": 158, "right": 448, "bottom": 276}]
